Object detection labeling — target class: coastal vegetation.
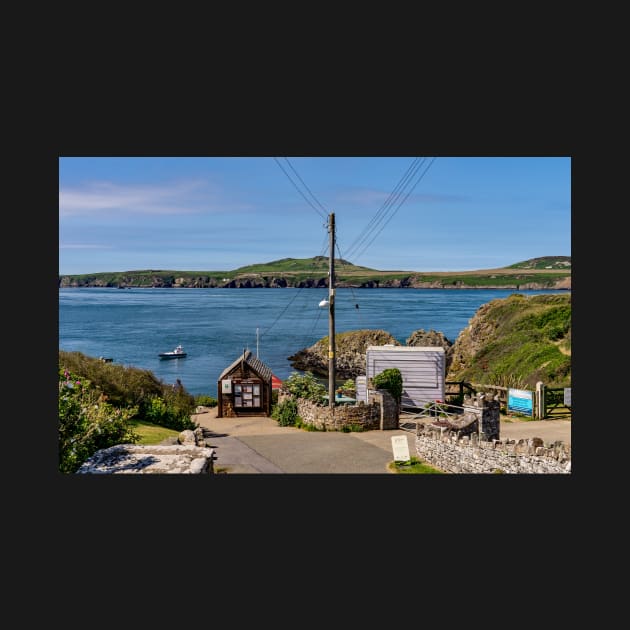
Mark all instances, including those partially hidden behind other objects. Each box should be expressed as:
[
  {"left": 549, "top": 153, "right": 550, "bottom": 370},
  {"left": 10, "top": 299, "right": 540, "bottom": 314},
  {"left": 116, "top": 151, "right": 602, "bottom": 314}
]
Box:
[
  {"left": 58, "top": 350, "right": 200, "bottom": 472},
  {"left": 59, "top": 367, "right": 139, "bottom": 473},
  {"left": 446, "top": 293, "right": 571, "bottom": 389},
  {"left": 58, "top": 256, "right": 571, "bottom": 290}
]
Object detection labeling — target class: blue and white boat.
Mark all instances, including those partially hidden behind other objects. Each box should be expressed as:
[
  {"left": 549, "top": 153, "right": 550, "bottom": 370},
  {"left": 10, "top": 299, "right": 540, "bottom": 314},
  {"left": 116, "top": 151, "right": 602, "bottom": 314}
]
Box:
[{"left": 159, "top": 344, "right": 187, "bottom": 359}]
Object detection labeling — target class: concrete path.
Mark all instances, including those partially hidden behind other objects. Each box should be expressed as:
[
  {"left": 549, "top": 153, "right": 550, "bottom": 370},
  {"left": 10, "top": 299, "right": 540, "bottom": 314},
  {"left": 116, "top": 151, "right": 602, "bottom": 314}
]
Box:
[{"left": 192, "top": 407, "right": 571, "bottom": 475}]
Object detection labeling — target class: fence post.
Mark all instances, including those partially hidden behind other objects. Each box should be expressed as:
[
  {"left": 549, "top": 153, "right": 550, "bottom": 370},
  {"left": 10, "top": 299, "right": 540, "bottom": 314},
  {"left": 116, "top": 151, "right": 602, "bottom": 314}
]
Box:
[{"left": 536, "top": 381, "right": 545, "bottom": 419}]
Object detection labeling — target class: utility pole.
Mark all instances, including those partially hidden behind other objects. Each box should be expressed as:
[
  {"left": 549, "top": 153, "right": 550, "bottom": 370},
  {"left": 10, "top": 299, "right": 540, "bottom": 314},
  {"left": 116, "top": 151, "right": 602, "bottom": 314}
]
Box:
[{"left": 328, "top": 212, "right": 336, "bottom": 410}]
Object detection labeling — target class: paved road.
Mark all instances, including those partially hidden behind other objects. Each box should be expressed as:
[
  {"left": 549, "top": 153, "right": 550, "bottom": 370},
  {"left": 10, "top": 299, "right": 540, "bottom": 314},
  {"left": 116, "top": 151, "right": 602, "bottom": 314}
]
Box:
[{"left": 192, "top": 407, "right": 571, "bottom": 475}]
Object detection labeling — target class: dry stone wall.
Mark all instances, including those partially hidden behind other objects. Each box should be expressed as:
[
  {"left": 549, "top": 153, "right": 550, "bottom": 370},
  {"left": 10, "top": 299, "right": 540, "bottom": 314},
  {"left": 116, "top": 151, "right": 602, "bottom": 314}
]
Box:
[
  {"left": 278, "top": 389, "right": 398, "bottom": 431},
  {"left": 415, "top": 423, "right": 571, "bottom": 474}
]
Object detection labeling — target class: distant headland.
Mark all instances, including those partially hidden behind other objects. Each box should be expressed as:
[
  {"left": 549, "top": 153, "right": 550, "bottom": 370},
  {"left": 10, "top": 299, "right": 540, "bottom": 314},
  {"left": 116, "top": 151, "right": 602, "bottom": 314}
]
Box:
[{"left": 58, "top": 255, "right": 571, "bottom": 290}]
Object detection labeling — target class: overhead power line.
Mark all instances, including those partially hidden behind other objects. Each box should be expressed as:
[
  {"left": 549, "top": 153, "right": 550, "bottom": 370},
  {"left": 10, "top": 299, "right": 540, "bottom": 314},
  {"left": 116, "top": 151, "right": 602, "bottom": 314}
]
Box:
[
  {"left": 283, "top": 158, "right": 328, "bottom": 215},
  {"left": 273, "top": 157, "right": 327, "bottom": 220},
  {"left": 343, "top": 157, "right": 423, "bottom": 260},
  {"left": 352, "top": 157, "right": 436, "bottom": 262}
]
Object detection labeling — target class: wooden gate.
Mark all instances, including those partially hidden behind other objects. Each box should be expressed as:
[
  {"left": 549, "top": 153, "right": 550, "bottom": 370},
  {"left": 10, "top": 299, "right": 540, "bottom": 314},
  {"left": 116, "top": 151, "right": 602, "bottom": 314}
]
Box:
[{"left": 544, "top": 386, "right": 571, "bottom": 418}]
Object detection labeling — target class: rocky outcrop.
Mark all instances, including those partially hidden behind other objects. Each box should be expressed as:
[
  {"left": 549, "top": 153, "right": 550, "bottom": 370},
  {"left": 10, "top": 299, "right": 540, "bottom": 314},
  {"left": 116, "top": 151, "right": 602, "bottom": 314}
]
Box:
[
  {"left": 288, "top": 329, "right": 400, "bottom": 378},
  {"left": 76, "top": 428, "right": 216, "bottom": 474},
  {"left": 447, "top": 300, "right": 500, "bottom": 377},
  {"left": 288, "top": 327, "right": 457, "bottom": 379},
  {"left": 405, "top": 328, "right": 454, "bottom": 372}
]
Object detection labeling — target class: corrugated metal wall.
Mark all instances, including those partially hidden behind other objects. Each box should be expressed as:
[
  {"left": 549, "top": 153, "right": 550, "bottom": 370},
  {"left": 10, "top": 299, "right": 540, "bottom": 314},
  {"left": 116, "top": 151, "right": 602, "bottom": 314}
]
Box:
[{"left": 365, "top": 346, "right": 445, "bottom": 408}]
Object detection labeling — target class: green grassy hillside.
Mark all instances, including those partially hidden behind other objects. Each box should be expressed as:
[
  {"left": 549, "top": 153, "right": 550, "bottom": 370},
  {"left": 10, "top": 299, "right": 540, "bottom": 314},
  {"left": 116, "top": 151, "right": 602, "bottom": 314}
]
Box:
[
  {"left": 233, "top": 256, "right": 376, "bottom": 274},
  {"left": 446, "top": 293, "right": 571, "bottom": 389},
  {"left": 508, "top": 256, "right": 571, "bottom": 270}
]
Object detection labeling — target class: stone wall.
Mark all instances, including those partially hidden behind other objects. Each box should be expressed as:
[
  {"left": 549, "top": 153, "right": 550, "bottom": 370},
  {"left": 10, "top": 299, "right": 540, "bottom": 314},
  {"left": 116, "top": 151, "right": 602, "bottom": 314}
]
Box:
[
  {"left": 415, "top": 423, "right": 571, "bottom": 474},
  {"left": 417, "top": 393, "right": 500, "bottom": 441},
  {"left": 76, "top": 428, "right": 216, "bottom": 474},
  {"left": 278, "top": 389, "right": 398, "bottom": 431},
  {"left": 368, "top": 390, "right": 399, "bottom": 430}
]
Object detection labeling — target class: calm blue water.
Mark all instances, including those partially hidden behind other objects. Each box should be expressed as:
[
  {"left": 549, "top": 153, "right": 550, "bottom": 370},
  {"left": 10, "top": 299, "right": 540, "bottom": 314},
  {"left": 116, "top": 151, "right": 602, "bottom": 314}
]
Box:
[{"left": 59, "top": 287, "right": 567, "bottom": 397}]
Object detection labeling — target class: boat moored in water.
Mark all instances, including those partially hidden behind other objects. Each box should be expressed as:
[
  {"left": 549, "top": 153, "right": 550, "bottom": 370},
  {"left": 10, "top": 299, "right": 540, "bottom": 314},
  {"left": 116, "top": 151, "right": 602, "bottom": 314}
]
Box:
[{"left": 159, "top": 344, "right": 187, "bottom": 359}]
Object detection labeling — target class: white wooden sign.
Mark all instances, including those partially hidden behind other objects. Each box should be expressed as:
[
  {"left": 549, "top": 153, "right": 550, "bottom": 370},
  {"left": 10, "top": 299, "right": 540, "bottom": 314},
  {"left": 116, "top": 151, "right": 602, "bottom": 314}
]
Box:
[
  {"left": 221, "top": 379, "right": 232, "bottom": 394},
  {"left": 391, "top": 435, "right": 411, "bottom": 462}
]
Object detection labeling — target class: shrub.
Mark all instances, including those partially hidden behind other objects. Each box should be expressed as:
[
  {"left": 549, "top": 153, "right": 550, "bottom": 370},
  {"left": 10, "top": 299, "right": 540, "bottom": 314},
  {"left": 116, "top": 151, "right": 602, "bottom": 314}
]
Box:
[
  {"left": 59, "top": 368, "right": 139, "bottom": 473},
  {"left": 371, "top": 368, "right": 403, "bottom": 403},
  {"left": 142, "top": 395, "right": 196, "bottom": 432},
  {"left": 271, "top": 398, "right": 300, "bottom": 426},
  {"left": 59, "top": 350, "right": 163, "bottom": 407},
  {"left": 282, "top": 372, "right": 327, "bottom": 403},
  {"left": 59, "top": 350, "right": 197, "bottom": 431}
]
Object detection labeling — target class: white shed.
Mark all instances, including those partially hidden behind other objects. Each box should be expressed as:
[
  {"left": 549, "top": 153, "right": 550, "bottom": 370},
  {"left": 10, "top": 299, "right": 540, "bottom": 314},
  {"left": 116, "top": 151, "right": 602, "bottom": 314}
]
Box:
[{"left": 365, "top": 345, "right": 445, "bottom": 408}]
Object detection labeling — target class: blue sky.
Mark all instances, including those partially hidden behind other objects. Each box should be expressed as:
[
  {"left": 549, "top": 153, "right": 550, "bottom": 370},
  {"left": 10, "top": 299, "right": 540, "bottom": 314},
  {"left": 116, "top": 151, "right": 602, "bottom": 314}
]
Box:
[{"left": 59, "top": 157, "right": 571, "bottom": 275}]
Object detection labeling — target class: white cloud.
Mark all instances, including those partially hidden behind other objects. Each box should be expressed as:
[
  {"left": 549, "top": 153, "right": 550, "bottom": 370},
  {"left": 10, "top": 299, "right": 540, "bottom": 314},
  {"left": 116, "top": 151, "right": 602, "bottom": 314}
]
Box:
[
  {"left": 59, "top": 243, "right": 114, "bottom": 249},
  {"left": 59, "top": 179, "right": 252, "bottom": 218}
]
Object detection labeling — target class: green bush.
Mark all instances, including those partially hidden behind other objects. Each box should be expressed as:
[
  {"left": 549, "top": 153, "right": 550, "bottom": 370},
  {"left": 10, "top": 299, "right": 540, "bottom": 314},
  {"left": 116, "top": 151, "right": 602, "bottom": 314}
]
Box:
[
  {"left": 142, "top": 395, "right": 196, "bottom": 431},
  {"left": 282, "top": 372, "right": 327, "bottom": 403},
  {"left": 59, "top": 350, "right": 197, "bottom": 431},
  {"left": 59, "top": 368, "right": 139, "bottom": 473},
  {"left": 371, "top": 368, "right": 403, "bottom": 403},
  {"left": 271, "top": 398, "right": 300, "bottom": 426},
  {"left": 59, "top": 350, "right": 163, "bottom": 407}
]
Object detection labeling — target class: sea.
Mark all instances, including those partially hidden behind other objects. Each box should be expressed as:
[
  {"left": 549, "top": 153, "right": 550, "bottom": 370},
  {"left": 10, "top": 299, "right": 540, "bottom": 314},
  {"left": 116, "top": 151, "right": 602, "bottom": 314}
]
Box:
[{"left": 59, "top": 287, "right": 568, "bottom": 398}]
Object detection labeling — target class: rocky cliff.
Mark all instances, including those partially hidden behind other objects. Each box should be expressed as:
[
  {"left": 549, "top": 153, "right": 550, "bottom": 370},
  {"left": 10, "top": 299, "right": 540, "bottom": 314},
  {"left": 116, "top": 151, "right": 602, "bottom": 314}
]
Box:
[{"left": 59, "top": 273, "right": 571, "bottom": 290}]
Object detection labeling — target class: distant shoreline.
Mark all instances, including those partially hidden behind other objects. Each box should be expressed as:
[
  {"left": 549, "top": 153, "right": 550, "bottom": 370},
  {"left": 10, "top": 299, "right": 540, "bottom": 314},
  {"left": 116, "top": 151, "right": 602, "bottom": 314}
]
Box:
[{"left": 59, "top": 284, "right": 572, "bottom": 291}]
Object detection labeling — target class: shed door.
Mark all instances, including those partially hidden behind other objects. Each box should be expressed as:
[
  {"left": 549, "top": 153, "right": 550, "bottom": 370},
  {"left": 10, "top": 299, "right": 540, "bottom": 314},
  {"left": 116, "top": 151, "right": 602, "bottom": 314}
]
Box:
[{"left": 233, "top": 378, "right": 262, "bottom": 409}]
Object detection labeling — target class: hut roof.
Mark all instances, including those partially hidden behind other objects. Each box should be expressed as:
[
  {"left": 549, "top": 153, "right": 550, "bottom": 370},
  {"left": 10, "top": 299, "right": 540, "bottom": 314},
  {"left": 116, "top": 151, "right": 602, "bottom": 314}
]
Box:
[{"left": 218, "top": 350, "right": 274, "bottom": 382}]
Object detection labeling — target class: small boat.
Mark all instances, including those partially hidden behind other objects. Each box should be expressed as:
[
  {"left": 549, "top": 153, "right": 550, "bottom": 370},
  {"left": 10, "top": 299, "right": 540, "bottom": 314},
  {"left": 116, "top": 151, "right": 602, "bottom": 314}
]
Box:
[{"left": 159, "top": 344, "right": 187, "bottom": 359}]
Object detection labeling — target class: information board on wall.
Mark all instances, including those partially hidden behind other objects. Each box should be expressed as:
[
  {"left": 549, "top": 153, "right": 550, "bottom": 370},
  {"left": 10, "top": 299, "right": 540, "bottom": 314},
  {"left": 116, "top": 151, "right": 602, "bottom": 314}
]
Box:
[
  {"left": 221, "top": 380, "right": 232, "bottom": 394},
  {"left": 507, "top": 388, "right": 533, "bottom": 417}
]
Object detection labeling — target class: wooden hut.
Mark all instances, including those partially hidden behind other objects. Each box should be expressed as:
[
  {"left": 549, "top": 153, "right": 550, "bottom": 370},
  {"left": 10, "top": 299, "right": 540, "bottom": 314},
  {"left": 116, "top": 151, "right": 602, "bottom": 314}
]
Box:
[{"left": 217, "top": 350, "right": 274, "bottom": 417}]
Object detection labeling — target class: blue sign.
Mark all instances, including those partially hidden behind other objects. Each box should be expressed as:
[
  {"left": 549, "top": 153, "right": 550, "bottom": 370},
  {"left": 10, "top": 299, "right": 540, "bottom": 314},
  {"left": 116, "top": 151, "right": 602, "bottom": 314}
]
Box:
[{"left": 508, "top": 388, "right": 533, "bottom": 416}]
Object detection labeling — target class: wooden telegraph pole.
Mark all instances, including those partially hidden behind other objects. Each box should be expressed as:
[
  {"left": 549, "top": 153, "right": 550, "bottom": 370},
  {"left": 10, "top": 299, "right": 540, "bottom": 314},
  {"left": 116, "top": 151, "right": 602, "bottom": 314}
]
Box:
[{"left": 328, "top": 212, "right": 336, "bottom": 410}]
